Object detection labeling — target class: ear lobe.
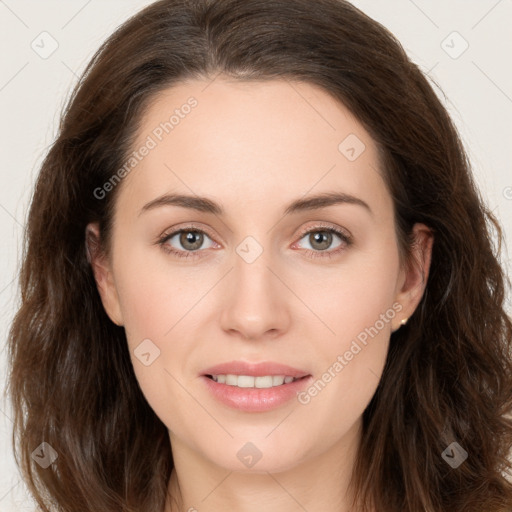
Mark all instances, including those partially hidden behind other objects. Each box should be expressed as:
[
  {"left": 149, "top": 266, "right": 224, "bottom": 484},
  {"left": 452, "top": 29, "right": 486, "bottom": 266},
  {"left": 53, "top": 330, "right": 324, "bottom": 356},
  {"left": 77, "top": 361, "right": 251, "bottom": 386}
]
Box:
[
  {"left": 85, "top": 223, "right": 124, "bottom": 326},
  {"left": 393, "top": 223, "right": 434, "bottom": 331}
]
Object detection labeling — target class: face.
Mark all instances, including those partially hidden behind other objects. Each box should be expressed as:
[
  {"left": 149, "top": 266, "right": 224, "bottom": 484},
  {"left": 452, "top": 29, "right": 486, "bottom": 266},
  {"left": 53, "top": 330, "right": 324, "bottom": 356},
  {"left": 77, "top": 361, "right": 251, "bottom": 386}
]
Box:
[{"left": 89, "top": 77, "right": 431, "bottom": 474}]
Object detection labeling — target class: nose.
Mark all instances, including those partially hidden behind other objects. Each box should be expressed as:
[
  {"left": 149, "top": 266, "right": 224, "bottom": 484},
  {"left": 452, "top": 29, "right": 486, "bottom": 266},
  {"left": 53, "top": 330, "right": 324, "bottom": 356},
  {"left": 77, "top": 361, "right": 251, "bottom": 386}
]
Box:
[{"left": 219, "top": 249, "right": 291, "bottom": 341}]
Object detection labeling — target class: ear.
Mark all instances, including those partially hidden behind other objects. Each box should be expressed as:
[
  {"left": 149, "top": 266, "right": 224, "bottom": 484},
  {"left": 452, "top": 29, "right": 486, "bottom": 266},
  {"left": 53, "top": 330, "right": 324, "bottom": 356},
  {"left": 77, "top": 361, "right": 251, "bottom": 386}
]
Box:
[
  {"left": 392, "top": 223, "right": 433, "bottom": 332},
  {"left": 85, "top": 223, "right": 124, "bottom": 326}
]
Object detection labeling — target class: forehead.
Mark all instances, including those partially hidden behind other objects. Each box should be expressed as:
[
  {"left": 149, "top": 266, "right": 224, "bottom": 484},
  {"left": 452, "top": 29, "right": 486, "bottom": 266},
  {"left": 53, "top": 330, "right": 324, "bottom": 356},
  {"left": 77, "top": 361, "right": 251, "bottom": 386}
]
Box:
[{"left": 117, "top": 77, "right": 391, "bottom": 220}]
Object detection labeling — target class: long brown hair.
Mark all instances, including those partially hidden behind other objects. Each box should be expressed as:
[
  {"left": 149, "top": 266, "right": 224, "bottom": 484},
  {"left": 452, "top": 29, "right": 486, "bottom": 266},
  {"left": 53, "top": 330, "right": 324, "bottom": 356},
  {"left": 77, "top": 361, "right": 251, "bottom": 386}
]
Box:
[{"left": 8, "top": 0, "right": 512, "bottom": 510}]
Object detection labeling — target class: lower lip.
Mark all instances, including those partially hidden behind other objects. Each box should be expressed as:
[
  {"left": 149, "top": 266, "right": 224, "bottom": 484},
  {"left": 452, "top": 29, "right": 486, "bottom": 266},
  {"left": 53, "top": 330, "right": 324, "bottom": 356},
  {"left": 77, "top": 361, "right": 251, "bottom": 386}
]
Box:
[{"left": 201, "top": 375, "right": 312, "bottom": 412}]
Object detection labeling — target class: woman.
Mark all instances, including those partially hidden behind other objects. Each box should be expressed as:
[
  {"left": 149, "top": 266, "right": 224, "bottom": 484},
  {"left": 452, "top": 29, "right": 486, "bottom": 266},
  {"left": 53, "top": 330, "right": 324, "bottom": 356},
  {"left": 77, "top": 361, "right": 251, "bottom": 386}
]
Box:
[{"left": 8, "top": 0, "right": 512, "bottom": 511}]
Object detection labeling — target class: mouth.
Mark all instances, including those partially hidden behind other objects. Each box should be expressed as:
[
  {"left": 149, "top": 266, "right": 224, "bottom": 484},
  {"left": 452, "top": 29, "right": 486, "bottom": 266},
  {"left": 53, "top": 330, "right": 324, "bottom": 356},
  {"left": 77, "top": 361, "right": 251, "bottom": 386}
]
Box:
[{"left": 200, "top": 361, "right": 312, "bottom": 412}]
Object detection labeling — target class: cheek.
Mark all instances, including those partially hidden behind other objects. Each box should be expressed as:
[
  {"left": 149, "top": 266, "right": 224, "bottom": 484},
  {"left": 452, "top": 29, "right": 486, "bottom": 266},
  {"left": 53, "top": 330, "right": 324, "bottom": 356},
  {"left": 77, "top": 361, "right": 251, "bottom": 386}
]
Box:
[
  {"left": 115, "top": 261, "right": 194, "bottom": 428},
  {"left": 114, "top": 248, "right": 204, "bottom": 342},
  {"left": 293, "top": 280, "right": 394, "bottom": 451},
  {"left": 296, "top": 244, "right": 400, "bottom": 342},
  {"left": 289, "top": 245, "right": 398, "bottom": 420}
]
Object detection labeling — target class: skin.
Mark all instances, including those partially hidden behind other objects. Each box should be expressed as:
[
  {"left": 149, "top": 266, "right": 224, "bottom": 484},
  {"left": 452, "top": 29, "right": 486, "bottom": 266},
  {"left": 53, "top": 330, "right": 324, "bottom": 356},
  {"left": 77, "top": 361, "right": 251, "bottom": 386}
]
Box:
[{"left": 87, "top": 76, "right": 433, "bottom": 512}]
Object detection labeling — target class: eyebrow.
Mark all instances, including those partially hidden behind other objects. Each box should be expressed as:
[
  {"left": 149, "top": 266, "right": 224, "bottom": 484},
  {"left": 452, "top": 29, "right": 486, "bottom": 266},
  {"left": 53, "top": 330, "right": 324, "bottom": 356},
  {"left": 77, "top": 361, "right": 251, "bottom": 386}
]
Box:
[{"left": 139, "top": 191, "right": 372, "bottom": 217}]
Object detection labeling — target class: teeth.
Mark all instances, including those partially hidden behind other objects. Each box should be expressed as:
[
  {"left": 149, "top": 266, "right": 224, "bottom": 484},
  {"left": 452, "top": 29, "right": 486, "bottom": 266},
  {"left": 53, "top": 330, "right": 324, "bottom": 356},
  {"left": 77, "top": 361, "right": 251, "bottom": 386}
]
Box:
[
  {"left": 272, "top": 375, "right": 285, "bottom": 386},
  {"left": 226, "top": 374, "right": 238, "bottom": 386},
  {"left": 210, "top": 374, "right": 299, "bottom": 388}
]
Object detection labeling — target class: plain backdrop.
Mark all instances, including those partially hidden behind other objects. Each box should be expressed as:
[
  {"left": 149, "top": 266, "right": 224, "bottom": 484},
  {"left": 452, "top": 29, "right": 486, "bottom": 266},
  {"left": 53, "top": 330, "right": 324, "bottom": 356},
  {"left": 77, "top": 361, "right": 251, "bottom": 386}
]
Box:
[{"left": 1, "top": 1, "right": 511, "bottom": 510}]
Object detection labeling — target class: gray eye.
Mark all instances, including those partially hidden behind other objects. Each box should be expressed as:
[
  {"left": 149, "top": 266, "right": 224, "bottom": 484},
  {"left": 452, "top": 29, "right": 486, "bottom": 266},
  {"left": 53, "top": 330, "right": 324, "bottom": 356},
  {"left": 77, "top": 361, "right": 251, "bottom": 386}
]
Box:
[
  {"left": 298, "top": 230, "right": 343, "bottom": 251},
  {"left": 167, "top": 230, "right": 215, "bottom": 252}
]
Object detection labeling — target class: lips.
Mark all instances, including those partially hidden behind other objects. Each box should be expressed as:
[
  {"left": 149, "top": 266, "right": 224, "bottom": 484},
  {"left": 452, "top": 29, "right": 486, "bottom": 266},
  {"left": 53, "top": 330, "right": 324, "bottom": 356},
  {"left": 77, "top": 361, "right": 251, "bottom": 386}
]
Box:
[{"left": 200, "top": 361, "right": 312, "bottom": 412}]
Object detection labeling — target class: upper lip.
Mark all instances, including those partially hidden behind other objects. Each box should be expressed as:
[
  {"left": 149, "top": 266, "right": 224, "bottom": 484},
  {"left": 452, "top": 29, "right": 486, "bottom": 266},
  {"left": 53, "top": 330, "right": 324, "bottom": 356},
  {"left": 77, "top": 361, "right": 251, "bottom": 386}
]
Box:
[{"left": 201, "top": 361, "right": 310, "bottom": 378}]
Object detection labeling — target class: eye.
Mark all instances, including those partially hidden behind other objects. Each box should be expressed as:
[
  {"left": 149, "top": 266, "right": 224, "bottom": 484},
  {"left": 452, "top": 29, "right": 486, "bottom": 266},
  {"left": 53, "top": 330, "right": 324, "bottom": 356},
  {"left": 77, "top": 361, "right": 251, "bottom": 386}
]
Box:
[
  {"left": 157, "top": 223, "right": 352, "bottom": 260},
  {"left": 293, "top": 225, "right": 352, "bottom": 259},
  {"left": 157, "top": 228, "right": 218, "bottom": 259}
]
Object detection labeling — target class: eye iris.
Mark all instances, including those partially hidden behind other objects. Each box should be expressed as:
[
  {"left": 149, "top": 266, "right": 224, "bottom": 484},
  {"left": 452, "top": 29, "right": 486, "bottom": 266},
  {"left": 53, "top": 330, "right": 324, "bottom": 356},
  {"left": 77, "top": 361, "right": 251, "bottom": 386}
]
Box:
[
  {"left": 310, "top": 231, "right": 332, "bottom": 251},
  {"left": 180, "top": 231, "right": 203, "bottom": 251}
]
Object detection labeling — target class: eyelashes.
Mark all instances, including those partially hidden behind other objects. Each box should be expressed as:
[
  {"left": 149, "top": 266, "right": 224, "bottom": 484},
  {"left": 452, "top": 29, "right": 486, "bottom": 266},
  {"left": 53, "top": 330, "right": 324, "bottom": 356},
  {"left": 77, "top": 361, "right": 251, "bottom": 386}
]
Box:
[
  {"left": 293, "top": 225, "right": 352, "bottom": 260},
  {"left": 158, "top": 228, "right": 218, "bottom": 259},
  {"left": 156, "top": 223, "right": 353, "bottom": 260}
]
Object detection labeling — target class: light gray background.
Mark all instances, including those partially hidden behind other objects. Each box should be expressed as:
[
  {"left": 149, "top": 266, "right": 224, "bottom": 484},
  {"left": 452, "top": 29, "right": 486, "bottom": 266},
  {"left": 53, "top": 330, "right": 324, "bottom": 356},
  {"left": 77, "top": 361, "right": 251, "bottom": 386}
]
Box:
[{"left": 1, "top": 1, "right": 511, "bottom": 510}]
